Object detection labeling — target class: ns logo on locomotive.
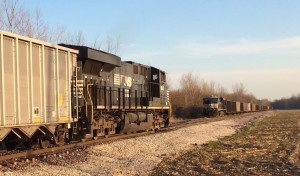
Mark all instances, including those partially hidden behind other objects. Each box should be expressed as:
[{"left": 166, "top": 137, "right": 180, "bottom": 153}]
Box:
[{"left": 0, "top": 30, "right": 170, "bottom": 150}]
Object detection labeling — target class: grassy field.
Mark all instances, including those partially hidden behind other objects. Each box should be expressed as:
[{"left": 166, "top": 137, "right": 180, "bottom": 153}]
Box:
[{"left": 151, "top": 110, "right": 300, "bottom": 175}]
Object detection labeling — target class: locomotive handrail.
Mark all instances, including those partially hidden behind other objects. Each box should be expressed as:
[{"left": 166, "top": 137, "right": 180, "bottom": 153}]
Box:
[
  {"left": 76, "top": 83, "right": 88, "bottom": 116},
  {"left": 87, "top": 84, "right": 94, "bottom": 118}
]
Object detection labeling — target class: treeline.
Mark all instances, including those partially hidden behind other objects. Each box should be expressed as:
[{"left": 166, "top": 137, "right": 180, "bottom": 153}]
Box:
[
  {"left": 0, "top": 0, "right": 120, "bottom": 54},
  {"left": 271, "top": 95, "right": 300, "bottom": 109},
  {"left": 170, "top": 72, "right": 269, "bottom": 118}
]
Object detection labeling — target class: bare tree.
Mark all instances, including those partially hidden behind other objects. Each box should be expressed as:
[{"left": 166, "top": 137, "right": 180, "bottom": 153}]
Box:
[
  {"left": 91, "top": 34, "right": 101, "bottom": 49},
  {"left": 260, "top": 98, "right": 270, "bottom": 106},
  {"left": 48, "top": 25, "right": 72, "bottom": 44},
  {"left": 1, "top": 0, "right": 30, "bottom": 34},
  {"left": 180, "top": 72, "right": 202, "bottom": 107},
  {"left": 0, "top": 0, "right": 37, "bottom": 38},
  {"left": 33, "top": 8, "right": 48, "bottom": 41},
  {"left": 90, "top": 34, "right": 121, "bottom": 54},
  {"left": 231, "top": 82, "right": 247, "bottom": 101},
  {"left": 14, "top": 8, "right": 32, "bottom": 37},
  {"left": 2, "top": 0, "right": 19, "bottom": 32},
  {"left": 72, "top": 31, "right": 86, "bottom": 46},
  {"left": 201, "top": 79, "right": 215, "bottom": 97},
  {"left": 209, "top": 81, "right": 216, "bottom": 95},
  {"left": 0, "top": 0, "right": 121, "bottom": 53},
  {"left": 103, "top": 35, "right": 120, "bottom": 54},
  {"left": 216, "top": 84, "right": 228, "bottom": 98},
  {"left": 93, "top": 35, "right": 121, "bottom": 54}
]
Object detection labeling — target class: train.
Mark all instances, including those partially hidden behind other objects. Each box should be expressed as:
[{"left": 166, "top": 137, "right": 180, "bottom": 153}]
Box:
[
  {"left": 203, "top": 96, "right": 270, "bottom": 117},
  {"left": 0, "top": 30, "right": 170, "bottom": 150}
]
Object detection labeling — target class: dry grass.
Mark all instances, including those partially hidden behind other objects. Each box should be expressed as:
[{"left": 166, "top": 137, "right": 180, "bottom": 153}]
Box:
[{"left": 151, "top": 110, "right": 300, "bottom": 175}]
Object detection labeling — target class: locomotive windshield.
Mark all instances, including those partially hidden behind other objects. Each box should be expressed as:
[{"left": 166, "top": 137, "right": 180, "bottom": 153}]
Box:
[{"left": 203, "top": 97, "right": 218, "bottom": 104}]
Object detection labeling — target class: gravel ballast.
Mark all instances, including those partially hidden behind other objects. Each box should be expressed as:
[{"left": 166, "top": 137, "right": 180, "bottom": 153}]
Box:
[{"left": 3, "top": 112, "right": 273, "bottom": 176}]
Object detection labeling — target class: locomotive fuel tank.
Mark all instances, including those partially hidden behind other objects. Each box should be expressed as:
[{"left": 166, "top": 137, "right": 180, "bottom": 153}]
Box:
[{"left": 128, "top": 112, "right": 147, "bottom": 123}]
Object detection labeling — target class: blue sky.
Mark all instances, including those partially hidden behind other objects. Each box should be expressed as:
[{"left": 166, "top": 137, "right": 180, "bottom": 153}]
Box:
[{"left": 23, "top": 0, "right": 300, "bottom": 100}]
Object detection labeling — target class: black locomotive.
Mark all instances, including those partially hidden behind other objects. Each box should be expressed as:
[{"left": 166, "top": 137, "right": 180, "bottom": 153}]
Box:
[{"left": 61, "top": 45, "right": 170, "bottom": 141}]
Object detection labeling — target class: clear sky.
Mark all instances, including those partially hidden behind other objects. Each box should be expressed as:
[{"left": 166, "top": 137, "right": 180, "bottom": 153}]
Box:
[{"left": 23, "top": 0, "right": 300, "bottom": 100}]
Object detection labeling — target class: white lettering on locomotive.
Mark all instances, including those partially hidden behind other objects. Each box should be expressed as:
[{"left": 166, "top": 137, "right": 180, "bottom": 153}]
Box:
[{"left": 153, "top": 74, "right": 158, "bottom": 81}]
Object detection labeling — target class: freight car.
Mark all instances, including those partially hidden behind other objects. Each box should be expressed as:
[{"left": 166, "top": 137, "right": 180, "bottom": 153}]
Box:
[
  {"left": 227, "top": 101, "right": 241, "bottom": 114},
  {"left": 0, "top": 30, "right": 170, "bottom": 150},
  {"left": 203, "top": 96, "right": 269, "bottom": 117}
]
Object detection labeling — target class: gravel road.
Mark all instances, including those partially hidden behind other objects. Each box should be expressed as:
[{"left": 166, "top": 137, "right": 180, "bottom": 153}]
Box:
[{"left": 3, "top": 112, "right": 272, "bottom": 176}]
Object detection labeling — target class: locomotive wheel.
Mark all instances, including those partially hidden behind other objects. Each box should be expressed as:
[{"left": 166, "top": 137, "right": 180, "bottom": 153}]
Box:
[{"left": 38, "top": 138, "right": 50, "bottom": 149}]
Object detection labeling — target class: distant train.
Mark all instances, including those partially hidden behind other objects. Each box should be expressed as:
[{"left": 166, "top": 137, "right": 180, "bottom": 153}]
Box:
[
  {"left": 203, "top": 96, "right": 270, "bottom": 117},
  {"left": 0, "top": 30, "right": 170, "bottom": 150}
]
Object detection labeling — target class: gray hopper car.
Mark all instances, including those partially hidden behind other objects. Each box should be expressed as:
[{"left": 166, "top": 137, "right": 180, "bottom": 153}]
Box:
[
  {"left": 251, "top": 104, "right": 256, "bottom": 111},
  {"left": 0, "top": 30, "right": 77, "bottom": 148},
  {"left": 240, "top": 102, "right": 251, "bottom": 112}
]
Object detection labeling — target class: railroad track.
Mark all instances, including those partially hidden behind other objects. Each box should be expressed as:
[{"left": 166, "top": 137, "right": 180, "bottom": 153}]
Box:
[{"left": 0, "top": 113, "right": 257, "bottom": 165}]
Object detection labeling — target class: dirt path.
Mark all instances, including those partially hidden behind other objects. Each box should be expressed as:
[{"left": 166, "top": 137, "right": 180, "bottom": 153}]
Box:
[{"left": 151, "top": 110, "right": 300, "bottom": 175}]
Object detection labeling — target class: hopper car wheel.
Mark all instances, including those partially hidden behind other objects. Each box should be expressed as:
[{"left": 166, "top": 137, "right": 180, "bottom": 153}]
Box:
[{"left": 38, "top": 138, "right": 50, "bottom": 149}]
